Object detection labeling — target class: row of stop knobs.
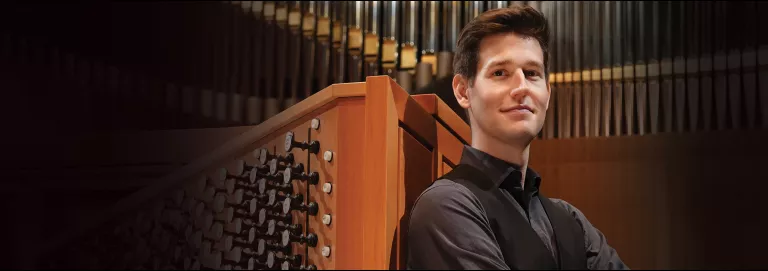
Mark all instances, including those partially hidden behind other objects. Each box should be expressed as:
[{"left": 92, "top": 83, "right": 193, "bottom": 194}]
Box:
[
  {"left": 241, "top": 128, "right": 333, "bottom": 269},
  {"left": 152, "top": 182, "right": 317, "bottom": 270}
]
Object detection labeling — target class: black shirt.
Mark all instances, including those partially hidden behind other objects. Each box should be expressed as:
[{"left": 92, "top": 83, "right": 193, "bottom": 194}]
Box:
[{"left": 407, "top": 145, "right": 628, "bottom": 270}]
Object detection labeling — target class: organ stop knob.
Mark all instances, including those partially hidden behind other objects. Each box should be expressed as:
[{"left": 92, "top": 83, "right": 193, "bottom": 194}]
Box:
[
  {"left": 260, "top": 238, "right": 293, "bottom": 255},
  {"left": 277, "top": 254, "right": 303, "bottom": 270},
  {"left": 218, "top": 167, "right": 248, "bottom": 183},
  {"left": 258, "top": 208, "right": 294, "bottom": 225},
  {"left": 241, "top": 251, "right": 276, "bottom": 270},
  {"left": 275, "top": 153, "right": 295, "bottom": 165},
  {"left": 283, "top": 167, "right": 319, "bottom": 185},
  {"left": 231, "top": 228, "right": 258, "bottom": 248},
  {"left": 233, "top": 159, "right": 261, "bottom": 176},
  {"left": 278, "top": 163, "right": 304, "bottom": 181},
  {"left": 284, "top": 131, "right": 320, "bottom": 153},
  {"left": 249, "top": 167, "right": 271, "bottom": 183},
  {"left": 258, "top": 179, "right": 294, "bottom": 195},
  {"left": 255, "top": 148, "right": 276, "bottom": 166},
  {"left": 282, "top": 231, "right": 319, "bottom": 247},
  {"left": 283, "top": 200, "right": 319, "bottom": 216}
]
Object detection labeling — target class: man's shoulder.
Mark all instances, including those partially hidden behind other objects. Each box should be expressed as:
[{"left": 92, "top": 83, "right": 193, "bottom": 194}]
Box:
[
  {"left": 415, "top": 179, "right": 477, "bottom": 206},
  {"left": 409, "top": 178, "right": 491, "bottom": 230},
  {"left": 411, "top": 179, "right": 486, "bottom": 216}
]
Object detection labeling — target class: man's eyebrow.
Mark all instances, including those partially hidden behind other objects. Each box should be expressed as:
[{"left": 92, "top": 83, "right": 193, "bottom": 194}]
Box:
[
  {"left": 485, "top": 59, "right": 544, "bottom": 70},
  {"left": 486, "top": 59, "right": 512, "bottom": 68},
  {"left": 522, "top": 60, "right": 545, "bottom": 70}
]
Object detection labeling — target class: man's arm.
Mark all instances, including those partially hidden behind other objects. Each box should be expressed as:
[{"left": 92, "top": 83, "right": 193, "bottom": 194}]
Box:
[
  {"left": 407, "top": 180, "right": 509, "bottom": 270},
  {"left": 550, "top": 199, "right": 630, "bottom": 270}
]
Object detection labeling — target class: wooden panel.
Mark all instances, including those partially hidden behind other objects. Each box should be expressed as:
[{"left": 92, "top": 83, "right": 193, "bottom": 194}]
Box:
[
  {"left": 394, "top": 129, "right": 434, "bottom": 269},
  {"left": 389, "top": 80, "right": 437, "bottom": 148},
  {"left": 530, "top": 130, "right": 768, "bottom": 269},
  {"left": 333, "top": 98, "right": 366, "bottom": 269},
  {"left": 361, "top": 76, "right": 400, "bottom": 269}
]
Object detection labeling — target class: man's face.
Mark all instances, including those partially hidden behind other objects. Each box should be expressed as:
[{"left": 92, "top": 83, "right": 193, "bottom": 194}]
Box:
[{"left": 455, "top": 32, "right": 550, "bottom": 145}]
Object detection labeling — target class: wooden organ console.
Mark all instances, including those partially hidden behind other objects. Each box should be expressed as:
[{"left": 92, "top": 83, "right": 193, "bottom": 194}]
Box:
[{"left": 40, "top": 76, "right": 470, "bottom": 270}]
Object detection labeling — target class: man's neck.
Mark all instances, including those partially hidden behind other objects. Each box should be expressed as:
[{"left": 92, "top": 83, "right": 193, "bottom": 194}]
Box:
[{"left": 471, "top": 133, "right": 531, "bottom": 188}]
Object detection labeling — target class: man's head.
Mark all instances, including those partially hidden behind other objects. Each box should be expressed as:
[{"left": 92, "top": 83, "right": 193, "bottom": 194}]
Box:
[{"left": 452, "top": 5, "right": 550, "bottom": 147}]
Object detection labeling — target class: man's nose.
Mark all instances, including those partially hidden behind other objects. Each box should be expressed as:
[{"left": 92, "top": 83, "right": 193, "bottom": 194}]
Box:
[{"left": 509, "top": 69, "right": 529, "bottom": 98}]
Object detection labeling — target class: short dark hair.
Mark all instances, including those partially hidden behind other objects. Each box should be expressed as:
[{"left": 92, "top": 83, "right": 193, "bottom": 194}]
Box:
[{"left": 453, "top": 5, "right": 550, "bottom": 85}]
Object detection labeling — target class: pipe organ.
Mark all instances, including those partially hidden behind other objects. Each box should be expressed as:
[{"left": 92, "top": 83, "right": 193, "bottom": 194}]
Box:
[
  {"left": 3, "top": 1, "right": 765, "bottom": 137},
  {"left": 2, "top": 1, "right": 768, "bottom": 270}
]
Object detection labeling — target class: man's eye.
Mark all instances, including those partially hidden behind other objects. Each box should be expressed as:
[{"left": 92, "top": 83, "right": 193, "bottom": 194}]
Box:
[
  {"left": 493, "top": 70, "right": 506, "bottom": 77},
  {"left": 524, "top": 70, "right": 539, "bottom": 77}
]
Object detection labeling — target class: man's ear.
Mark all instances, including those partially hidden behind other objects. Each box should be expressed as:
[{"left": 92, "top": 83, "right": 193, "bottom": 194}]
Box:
[{"left": 453, "top": 74, "right": 471, "bottom": 109}]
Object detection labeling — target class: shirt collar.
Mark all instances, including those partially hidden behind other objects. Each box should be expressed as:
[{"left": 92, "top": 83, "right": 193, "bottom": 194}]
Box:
[{"left": 458, "top": 145, "right": 542, "bottom": 191}]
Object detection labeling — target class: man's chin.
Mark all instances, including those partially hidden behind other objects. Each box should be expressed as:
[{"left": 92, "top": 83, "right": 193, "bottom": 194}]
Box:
[{"left": 499, "top": 127, "right": 538, "bottom": 143}]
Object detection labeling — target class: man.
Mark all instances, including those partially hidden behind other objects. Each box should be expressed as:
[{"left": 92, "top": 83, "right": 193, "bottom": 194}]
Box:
[{"left": 407, "top": 6, "right": 627, "bottom": 270}]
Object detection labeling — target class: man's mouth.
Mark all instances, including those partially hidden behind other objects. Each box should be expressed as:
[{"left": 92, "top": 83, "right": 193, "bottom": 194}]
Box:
[{"left": 501, "top": 105, "right": 534, "bottom": 114}]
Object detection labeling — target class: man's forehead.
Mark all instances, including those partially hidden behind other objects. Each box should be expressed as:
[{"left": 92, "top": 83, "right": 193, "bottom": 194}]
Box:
[{"left": 477, "top": 32, "right": 544, "bottom": 67}]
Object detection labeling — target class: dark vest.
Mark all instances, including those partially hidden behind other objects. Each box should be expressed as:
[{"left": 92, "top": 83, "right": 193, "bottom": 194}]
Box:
[{"left": 439, "top": 164, "right": 587, "bottom": 270}]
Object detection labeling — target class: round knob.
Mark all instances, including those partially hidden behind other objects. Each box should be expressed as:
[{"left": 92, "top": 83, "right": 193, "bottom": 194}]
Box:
[
  {"left": 322, "top": 214, "right": 332, "bottom": 225},
  {"left": 321, "top": 246, "right": 331, "bottom": 257},
  {"left": 282, "top": 163, "right": 305, "bottom": 184},
  {"left": 322, "top": 182, "right": 332, "bottom": 194},
  {"left": 284, "top": 132, "right": 295, "bottom": 152},
  {"left": 311, "top": 118, "right": 320, "bottom": 130},
  {"left": 254, "top": 239, "right": 265, "bottom": 256},
  {"left": 307, "top": 202, "right": 319, "bottom": 216},
  {"left": 323, "top": 150, "right": 333, "bottom": 162},
  {"left": 267, "top": 252, "right": 275, "bottom": 269},
  {"left": 213, "top": 193, "right": 227, "bottom": 213},
  {"left": 218, "top": 167, "right": 230, "bottom": 182},
  {"left": 234, "top": 160, "right": 246, "bottom": 175},
  {"left": 248, "top": 198, "right": 258, "bottom": 215},
  {"left": 255, "top": 148, "right": 272, "bottom": 165},
  {"left": 306, "top": 233, "right": 319, "bottom": 247},
  {"left": 269, "top": 159, "right": 279, "bottom": 175}
]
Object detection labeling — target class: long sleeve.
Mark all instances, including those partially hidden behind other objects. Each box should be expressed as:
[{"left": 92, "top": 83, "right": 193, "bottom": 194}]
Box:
[
  {"left": 550, "top": 199, "right": 630, "bottom": 270},
  {"left": 407, "top": 180, "right": 510, "bottom": 270}
]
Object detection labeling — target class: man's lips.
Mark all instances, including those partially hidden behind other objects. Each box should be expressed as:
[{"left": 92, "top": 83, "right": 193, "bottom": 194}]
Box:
[{"left": 500, "top": 105, "right": 534, "bottom": 114}]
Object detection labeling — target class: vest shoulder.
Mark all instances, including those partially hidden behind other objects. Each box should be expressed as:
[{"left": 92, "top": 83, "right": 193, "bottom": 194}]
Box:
[
  {"left": 410, "top": 179, "right": 488, "bottom": 225},
  {"left": 417, "top": 179, "right": 477, "bottom": 204}
]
